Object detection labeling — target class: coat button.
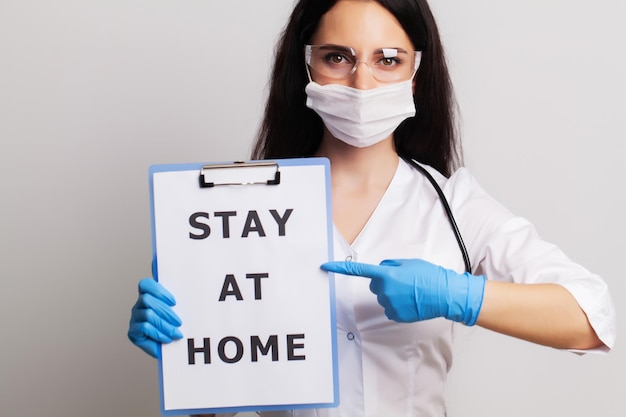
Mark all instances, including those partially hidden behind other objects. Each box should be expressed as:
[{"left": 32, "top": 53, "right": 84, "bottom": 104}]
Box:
[{"left": 347, "top": 332, "right": 355, "bottom": 341}]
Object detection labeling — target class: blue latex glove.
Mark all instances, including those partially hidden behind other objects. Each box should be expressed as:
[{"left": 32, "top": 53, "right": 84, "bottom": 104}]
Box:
[
  {"left": 321, "top": 259, "right": 486, "bottom": 325},
  {"left": 128, "top": 278, "right": 183, "bottom": 358}
]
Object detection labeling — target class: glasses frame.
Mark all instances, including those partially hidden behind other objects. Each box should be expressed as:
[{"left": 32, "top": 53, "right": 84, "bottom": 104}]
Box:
[{"left": 305, "top": 44, "right": 422, "bottom": 82}]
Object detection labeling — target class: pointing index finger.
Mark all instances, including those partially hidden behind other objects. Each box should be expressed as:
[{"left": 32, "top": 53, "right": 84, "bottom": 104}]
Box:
[{"left": 321, "top": 261, "right": 388, "bottom": 280}]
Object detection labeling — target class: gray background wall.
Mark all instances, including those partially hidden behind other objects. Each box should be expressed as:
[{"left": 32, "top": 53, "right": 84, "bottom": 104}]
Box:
[{"left": 0, "top": 1, "right": 623, "bottom": 416}]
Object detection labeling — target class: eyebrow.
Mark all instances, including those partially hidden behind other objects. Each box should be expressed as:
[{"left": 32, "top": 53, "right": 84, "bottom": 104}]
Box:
[
  {"left": 317, "top": 44, "right": 410, "bottom": 56},
  {"left": 316, "top": 44, "right": 356, "bottom": 55}
]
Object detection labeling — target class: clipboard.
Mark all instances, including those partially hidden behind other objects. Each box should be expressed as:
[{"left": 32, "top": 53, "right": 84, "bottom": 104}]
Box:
[{"left": 149, "top": 158, "right": 338, "bottom": 416}]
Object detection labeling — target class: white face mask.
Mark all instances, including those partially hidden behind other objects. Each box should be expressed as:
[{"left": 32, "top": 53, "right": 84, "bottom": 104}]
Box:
[{"left": 305, "top": 79, "right": 416, "bottom": 148}]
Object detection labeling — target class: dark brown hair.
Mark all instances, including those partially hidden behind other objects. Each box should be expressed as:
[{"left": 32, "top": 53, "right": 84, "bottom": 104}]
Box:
[{"left": 252, "top": 0, "right": 461, "bottom": 176}]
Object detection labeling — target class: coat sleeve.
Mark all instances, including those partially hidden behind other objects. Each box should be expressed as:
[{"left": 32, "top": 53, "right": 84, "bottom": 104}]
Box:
[{"left": 444, "top": 168, "right": 616, "bottom": 351}]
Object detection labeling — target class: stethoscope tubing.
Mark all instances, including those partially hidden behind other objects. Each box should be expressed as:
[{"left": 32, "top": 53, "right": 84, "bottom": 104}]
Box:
[{"left": 405, "top": 158, "right": 472, "bottom": 274}]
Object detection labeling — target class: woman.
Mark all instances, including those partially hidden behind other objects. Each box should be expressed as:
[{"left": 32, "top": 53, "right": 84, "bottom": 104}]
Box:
[{"left": 129, "top": 1, "right": 616, "bottom": 416}]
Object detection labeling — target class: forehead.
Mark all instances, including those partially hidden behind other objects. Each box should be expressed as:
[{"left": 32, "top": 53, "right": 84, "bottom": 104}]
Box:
[{"left": 311, "top": 0, "right": 414, "bottom": 51}]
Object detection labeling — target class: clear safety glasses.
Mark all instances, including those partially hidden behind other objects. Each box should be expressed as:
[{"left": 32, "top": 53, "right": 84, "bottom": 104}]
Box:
[{"left": 305, "top": 44, "right": 421, "bottom": 83}]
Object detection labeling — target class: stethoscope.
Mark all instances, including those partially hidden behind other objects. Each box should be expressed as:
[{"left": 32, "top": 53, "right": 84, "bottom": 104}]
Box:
[{"left": 404, "top": 157, "right": 472, "bottom": 274}]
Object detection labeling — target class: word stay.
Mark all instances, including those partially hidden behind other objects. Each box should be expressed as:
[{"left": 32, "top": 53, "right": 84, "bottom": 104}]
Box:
[{"left": 189, "top": 209, "right": 294, "bottom": 239}]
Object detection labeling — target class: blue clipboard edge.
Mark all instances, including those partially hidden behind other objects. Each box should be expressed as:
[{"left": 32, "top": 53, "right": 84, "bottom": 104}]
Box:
[{"left": 148, "top": 157, "right": 339, "bottom": 415}]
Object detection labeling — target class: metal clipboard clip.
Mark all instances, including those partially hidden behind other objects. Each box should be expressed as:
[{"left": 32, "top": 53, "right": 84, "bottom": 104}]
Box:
[{"left": 199, "top": 160, "right": 281, "bottom": 188}]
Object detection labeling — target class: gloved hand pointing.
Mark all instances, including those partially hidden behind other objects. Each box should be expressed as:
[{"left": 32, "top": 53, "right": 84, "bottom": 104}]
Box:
[
  {"left": 128, "top": 278, "right": 183, "bottom": 358},
  {"left": 321, "top": 259, "right": 486, "bottom": 325}
]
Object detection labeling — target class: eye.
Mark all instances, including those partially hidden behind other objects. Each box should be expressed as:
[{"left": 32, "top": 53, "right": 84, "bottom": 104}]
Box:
[
  {"left": 379, "top": 57, "right": 401, "bottom": 67},
  {"left": 324, "top": 52, "right": 352, "bottom": 66},
  {"left": 329, "top": 54, "right": 344, "bottom": 64}
]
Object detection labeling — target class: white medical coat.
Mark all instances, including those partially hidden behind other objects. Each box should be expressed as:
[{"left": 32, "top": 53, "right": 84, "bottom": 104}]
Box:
[{"left": 225, "top": 159, "right": 616, "bottom": 417}]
